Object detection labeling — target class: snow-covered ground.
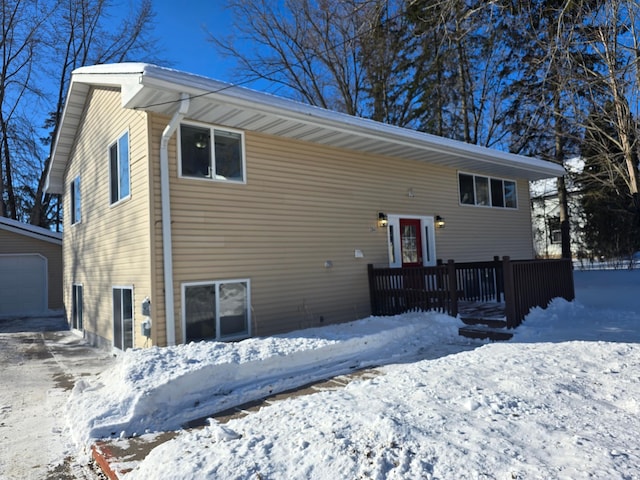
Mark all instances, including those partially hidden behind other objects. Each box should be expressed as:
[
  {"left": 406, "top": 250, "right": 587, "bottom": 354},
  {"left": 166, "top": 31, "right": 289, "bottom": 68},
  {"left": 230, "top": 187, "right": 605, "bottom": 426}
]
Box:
[{"left": 64, "top": 269, "right": 640, "bottom": 479}]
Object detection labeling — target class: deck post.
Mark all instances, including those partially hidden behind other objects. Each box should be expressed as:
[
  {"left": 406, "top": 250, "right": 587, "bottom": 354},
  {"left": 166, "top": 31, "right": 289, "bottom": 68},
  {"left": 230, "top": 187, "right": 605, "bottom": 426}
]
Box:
[
  {"left": 493, "top": 255, "right": 502, "bottom": 302},
  {"left": 367, "top": 264, "right": 377, "bottom": 315},
  {"left": 502, "top": 256, "right": 516, "bottom": 328},
  {"left": 447, "top": 259, "right": 458, "bottom": 317}
]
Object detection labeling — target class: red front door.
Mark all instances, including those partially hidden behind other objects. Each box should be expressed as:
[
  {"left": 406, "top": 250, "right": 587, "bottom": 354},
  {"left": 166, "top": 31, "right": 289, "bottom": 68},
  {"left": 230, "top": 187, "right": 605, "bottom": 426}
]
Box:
[{"left": 400, "top": 218, "right": 423, "bottom": 267}]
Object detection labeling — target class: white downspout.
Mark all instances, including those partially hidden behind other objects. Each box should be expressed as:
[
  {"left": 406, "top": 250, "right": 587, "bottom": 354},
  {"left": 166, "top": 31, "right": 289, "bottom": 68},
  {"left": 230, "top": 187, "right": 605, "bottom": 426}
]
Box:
[{"left": 160, "top": 93, "right": 189, "bottom": 346}]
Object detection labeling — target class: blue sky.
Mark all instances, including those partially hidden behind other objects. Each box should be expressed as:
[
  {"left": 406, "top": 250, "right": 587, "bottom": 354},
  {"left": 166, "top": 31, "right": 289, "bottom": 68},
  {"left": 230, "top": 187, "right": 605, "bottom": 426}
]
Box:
[{"left": 152, "top": 0, "right": 237, "bottom": 82}]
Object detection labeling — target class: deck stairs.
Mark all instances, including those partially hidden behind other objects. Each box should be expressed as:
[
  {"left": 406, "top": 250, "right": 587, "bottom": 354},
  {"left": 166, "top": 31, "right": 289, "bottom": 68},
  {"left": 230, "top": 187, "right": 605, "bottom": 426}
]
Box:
[{"left": 457, "top": 301, "right": 513, "bottom": 341}]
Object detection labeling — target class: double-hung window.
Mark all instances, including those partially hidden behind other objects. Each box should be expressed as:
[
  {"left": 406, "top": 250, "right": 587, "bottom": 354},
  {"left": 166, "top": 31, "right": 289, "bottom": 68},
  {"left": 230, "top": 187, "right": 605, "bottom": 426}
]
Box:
[
  {"left": 110, "top": 131, "right": 130, "bottom": 204},
  {"left": 459, "top": 172, "right": 517, "bottom": 209},
  {"left": 182, "top": 280, "right": 250, "bottom": 342},
  {"left": 70, "top": 176, "right": 81, "bottom": 224},
  {"left": 179, "top": 123, "right": 245, "bottom": 182}
]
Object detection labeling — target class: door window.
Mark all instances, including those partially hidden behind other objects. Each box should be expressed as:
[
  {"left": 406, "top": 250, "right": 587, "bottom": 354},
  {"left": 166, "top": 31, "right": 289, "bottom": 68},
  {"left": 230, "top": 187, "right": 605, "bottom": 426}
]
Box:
[
  {"left": 387, "top": 216, "right": 437, "bottom": 268},
  {"left": 400, "top": 219, "right": 422, "bottom": 266}
]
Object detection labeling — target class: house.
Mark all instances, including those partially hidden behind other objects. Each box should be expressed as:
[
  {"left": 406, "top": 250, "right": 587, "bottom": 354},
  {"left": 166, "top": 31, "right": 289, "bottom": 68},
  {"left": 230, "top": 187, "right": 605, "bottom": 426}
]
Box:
[
  {"left": 530, "top": 159, "right": 588, "bottom": 260},
  {"left": 44, "top": 63, "right": 564, "bottom": 350},
  {"left": 0, "top": 217, "right": 63, "bottom": 316}
]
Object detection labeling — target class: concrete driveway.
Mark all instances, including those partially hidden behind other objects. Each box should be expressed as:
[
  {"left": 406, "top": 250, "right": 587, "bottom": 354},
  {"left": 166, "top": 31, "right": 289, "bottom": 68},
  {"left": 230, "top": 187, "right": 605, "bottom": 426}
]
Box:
[{"left": 0, "top": 315, "right": 114, "bottom": 480}]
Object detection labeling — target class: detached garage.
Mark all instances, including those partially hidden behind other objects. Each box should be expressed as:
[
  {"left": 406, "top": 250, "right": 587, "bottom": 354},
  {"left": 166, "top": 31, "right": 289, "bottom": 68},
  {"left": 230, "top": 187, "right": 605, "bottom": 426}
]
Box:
[{"left": 0, "top": 217, "right": 62, "bottom": 316}]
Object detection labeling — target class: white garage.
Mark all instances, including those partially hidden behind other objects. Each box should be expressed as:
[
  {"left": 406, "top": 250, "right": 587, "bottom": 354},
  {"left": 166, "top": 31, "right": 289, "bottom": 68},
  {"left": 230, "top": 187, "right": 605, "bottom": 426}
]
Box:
[
  {"left": 0, "top": 218, "right": 62, "bottom": 317},
  {"left": 0, "top": 254, "right": 48, "bottom": 315}
]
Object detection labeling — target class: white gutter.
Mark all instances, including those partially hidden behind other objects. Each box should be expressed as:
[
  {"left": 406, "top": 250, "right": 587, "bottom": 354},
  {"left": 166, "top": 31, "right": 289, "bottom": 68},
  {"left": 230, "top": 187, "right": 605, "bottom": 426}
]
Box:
[{"left": 160, "top": 92, "right": 189, "bottom": 346}]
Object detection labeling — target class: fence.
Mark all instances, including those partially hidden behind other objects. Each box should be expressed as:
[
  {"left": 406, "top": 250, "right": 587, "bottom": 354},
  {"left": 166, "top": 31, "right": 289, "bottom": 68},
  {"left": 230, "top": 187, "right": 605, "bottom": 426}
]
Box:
[{"left": 367, "top": 257, "right": 574, "bottom": 328}]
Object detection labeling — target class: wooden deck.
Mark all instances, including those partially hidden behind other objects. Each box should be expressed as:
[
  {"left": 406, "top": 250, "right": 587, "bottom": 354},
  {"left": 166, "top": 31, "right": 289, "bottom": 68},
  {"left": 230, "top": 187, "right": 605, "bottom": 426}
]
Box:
[{"left": 368, "top": 257, "right": 574, "bottom": 331}]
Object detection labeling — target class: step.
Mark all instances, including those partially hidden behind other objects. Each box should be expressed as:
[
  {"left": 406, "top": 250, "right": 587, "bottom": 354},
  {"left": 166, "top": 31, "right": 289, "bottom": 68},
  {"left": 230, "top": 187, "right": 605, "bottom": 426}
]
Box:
[
  {"left": 460, "top": 317, "right": 508, "bottom": 329},
  {"left": 458, "top": 325, "right": 513, "bottom": 341}
]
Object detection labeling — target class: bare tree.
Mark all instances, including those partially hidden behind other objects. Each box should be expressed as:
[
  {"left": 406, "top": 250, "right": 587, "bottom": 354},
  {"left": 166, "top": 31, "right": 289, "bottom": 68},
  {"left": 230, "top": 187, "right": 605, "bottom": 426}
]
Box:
[
  {"left": 0, "top": 0, "right": 158, "bottom": 227},
  {"left": 29, "top": 0, "right": 157, "bottom": 228},
  {"left": 577, "top": 0, "right": 640, "bottom": 220},
  {"left": 502, "top": 0, "right": 599, "bottom": 259},
  {"left": 407, "top": 0, "right": 515, "bottom": 146},
  {"left": 208, "top": 0, "right": 420, "bottom": 122},
  {"left": 0, "top": 0, "right": 52, "bottom": 220}
]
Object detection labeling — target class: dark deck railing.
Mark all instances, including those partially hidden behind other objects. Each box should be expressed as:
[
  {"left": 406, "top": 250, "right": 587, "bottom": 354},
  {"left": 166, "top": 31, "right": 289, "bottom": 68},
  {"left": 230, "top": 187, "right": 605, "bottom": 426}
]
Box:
[{"left": 368, "top": 257, "right": 574, "bottom": 328}]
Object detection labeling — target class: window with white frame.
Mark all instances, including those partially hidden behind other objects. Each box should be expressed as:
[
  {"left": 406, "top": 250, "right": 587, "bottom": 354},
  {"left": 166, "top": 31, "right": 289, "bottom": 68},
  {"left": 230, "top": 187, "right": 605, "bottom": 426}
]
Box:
[
  {"left": 183, "top": 280, "right": 250, "bottom": 342},
  {"left": 179, "top": 123, "right": 245, "bottom": 182},
  {"left": 70, "top": 176, "right": 81, "bottom": 224},
  {"left": 548, "top": 216, "right": 562, "bottom": 244},
  {"left": 459, "top": 172, "right": 517, "bottom": 208},
  {"left": 109, "top": 131, "right": 130, "bottom": 204},
  {"left": 113, "top": 286, "right": 133, "bottom": 350},
  {"left": 71, "top": 284, "right": 83, "bottom": 330}
]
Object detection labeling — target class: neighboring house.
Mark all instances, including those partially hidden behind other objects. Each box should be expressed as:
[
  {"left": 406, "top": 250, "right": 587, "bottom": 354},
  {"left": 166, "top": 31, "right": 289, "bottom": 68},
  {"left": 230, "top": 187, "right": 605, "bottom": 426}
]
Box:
[
  {"left": 0, "top": 217, "right": 63, "bottom": 316},
  {"left": 44, "top": 63, "right": 564, "bottom": 350},
  {"left": 530, "top": 159, "right": 587, "bottom": 259}
]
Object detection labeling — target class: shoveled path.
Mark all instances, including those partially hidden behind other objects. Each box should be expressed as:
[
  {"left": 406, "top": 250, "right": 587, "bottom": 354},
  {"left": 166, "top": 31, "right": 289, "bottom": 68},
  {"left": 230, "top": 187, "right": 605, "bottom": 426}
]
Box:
[
  {"left": 92, "top": 369, "right": 386, "bottom": 479},
  {"left": 0, "top": 315, "right": 114, "bottom": 480},
  {"left": 91, "top": 342, "right": 475, "bottom": 480}
]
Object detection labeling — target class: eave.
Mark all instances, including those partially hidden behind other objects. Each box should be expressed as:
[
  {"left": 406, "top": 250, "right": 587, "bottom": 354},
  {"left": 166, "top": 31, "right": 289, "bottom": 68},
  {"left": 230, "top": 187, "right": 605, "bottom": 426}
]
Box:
[{"left": 45, "top": 63, "right": 565, "bottom": 194}]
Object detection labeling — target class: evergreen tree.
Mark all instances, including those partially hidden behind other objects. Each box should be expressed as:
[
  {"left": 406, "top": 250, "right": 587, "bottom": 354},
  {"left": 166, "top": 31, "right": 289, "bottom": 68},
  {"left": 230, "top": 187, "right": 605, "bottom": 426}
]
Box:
[{"left": 578, "top": 108, "right": 640, "bottom": 261}]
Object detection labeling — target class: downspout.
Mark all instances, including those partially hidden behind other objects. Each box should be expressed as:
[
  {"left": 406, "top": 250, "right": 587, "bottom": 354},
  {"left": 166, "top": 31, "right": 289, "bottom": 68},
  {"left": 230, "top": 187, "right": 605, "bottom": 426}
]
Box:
[{"left": 160, "top": 93, "right": 189, "bottom": 346}]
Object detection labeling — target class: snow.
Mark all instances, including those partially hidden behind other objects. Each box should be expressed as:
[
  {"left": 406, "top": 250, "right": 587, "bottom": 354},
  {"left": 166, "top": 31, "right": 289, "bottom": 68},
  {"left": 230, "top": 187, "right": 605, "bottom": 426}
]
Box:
[
  {"left": 56, "top": 269, "right": 640, "bottom": 479},
  {"left": 0, "top": 270, "right": 637, "bottom": 478}
]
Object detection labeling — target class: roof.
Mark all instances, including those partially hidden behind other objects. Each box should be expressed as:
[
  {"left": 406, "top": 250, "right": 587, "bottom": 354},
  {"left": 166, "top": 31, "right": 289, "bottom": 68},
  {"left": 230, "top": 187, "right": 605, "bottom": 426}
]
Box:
[
  {"left": 45, "top": 63, "right": 565, "bottom": 194},
  {"left": 530, "top": 157, "right": 584, "bottom": 199},
  {"left": 0, "top": 217, "right": 62, "bottom": 245}
]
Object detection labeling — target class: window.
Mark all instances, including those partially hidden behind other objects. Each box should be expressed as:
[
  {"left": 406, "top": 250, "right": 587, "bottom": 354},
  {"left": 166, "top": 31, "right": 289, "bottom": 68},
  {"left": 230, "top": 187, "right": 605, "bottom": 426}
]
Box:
[
  {"left": 458, "top": 172, "right": 517, "bottom": 209},
  {"left": 113, "top": 287, "right": 133, "bottom": 350},
  {"left": 71, "top": 284, "right": 83, "bottom": 330},
  {"left": 549, "top": 217, "right": 562, "bottom": 244},
  {"left": 179, "top": 123, "right": 245, "bottom": 182},
  {"left": 183, "top": 280, "right": 250, "bottom": 342},
  {"left": 110, "top": 131, "right": 130, "bottom": 204},
  {"left": 70, "top": 176, "right": 81, "bottom": 224}
]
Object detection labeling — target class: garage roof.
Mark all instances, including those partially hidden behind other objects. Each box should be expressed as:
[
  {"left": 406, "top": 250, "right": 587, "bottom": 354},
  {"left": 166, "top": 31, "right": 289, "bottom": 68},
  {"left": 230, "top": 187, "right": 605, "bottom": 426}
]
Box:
[
  {"left": 0, "top": 217, "right": 62, "bottom": 245},
  {"left": 45, "top": 63, "right": 564, "bottom": 194}
]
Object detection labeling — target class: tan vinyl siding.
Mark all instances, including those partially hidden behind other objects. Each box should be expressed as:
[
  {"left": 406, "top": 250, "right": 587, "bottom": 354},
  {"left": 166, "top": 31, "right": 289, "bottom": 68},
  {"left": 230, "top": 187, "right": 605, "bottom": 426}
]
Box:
[
  {"left": 62, "top": 87, "right": 153, "bottom": 348},
  {"left": 0, "top": 230, "right": 63, "bottom": 310},
  {"left": 150, "top": 115, "right": 537, "bottom": 340}
]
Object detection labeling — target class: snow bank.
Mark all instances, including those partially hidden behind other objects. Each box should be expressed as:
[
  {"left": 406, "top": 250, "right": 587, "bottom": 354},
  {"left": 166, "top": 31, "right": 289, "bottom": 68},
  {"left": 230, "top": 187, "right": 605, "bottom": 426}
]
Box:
[
  {"left": 128, "top": 341, "right": 640, "bottom": 480},
  {"left": 66, "top": 312, "right": 464, "bottom": 450}
]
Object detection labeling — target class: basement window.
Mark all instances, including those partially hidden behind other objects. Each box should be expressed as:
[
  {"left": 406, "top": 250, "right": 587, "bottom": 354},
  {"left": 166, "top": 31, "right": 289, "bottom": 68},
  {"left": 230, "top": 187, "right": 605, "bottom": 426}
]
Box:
[
  {"left": 182, "top": 280, "right": 250, "bottom": 342},
  {"left": 179, "top": 122, "right": 245, "bottom": 183}
]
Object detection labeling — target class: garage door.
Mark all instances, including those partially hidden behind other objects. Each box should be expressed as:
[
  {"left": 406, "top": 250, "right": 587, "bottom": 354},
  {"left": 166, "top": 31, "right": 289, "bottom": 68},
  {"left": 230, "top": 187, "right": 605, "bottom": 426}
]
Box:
[{"left": 0, "top": 254, "right": 47, "bottom": 315}]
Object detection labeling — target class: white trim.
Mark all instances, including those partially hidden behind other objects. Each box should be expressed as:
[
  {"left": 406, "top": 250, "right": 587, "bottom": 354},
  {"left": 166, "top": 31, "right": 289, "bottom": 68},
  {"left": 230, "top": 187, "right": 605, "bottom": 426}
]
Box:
[
  {"left": 177, "top": 120, "right": 247, "bottom": 184},
  {"left": 386, "top": 215, "right": 437, "bottom": 268},
  {"left": 0, "top": 217, "right": 62, "bottom": 244},
  {"left": 181, "top": 278, "right": 252, "bottom": 343}
]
